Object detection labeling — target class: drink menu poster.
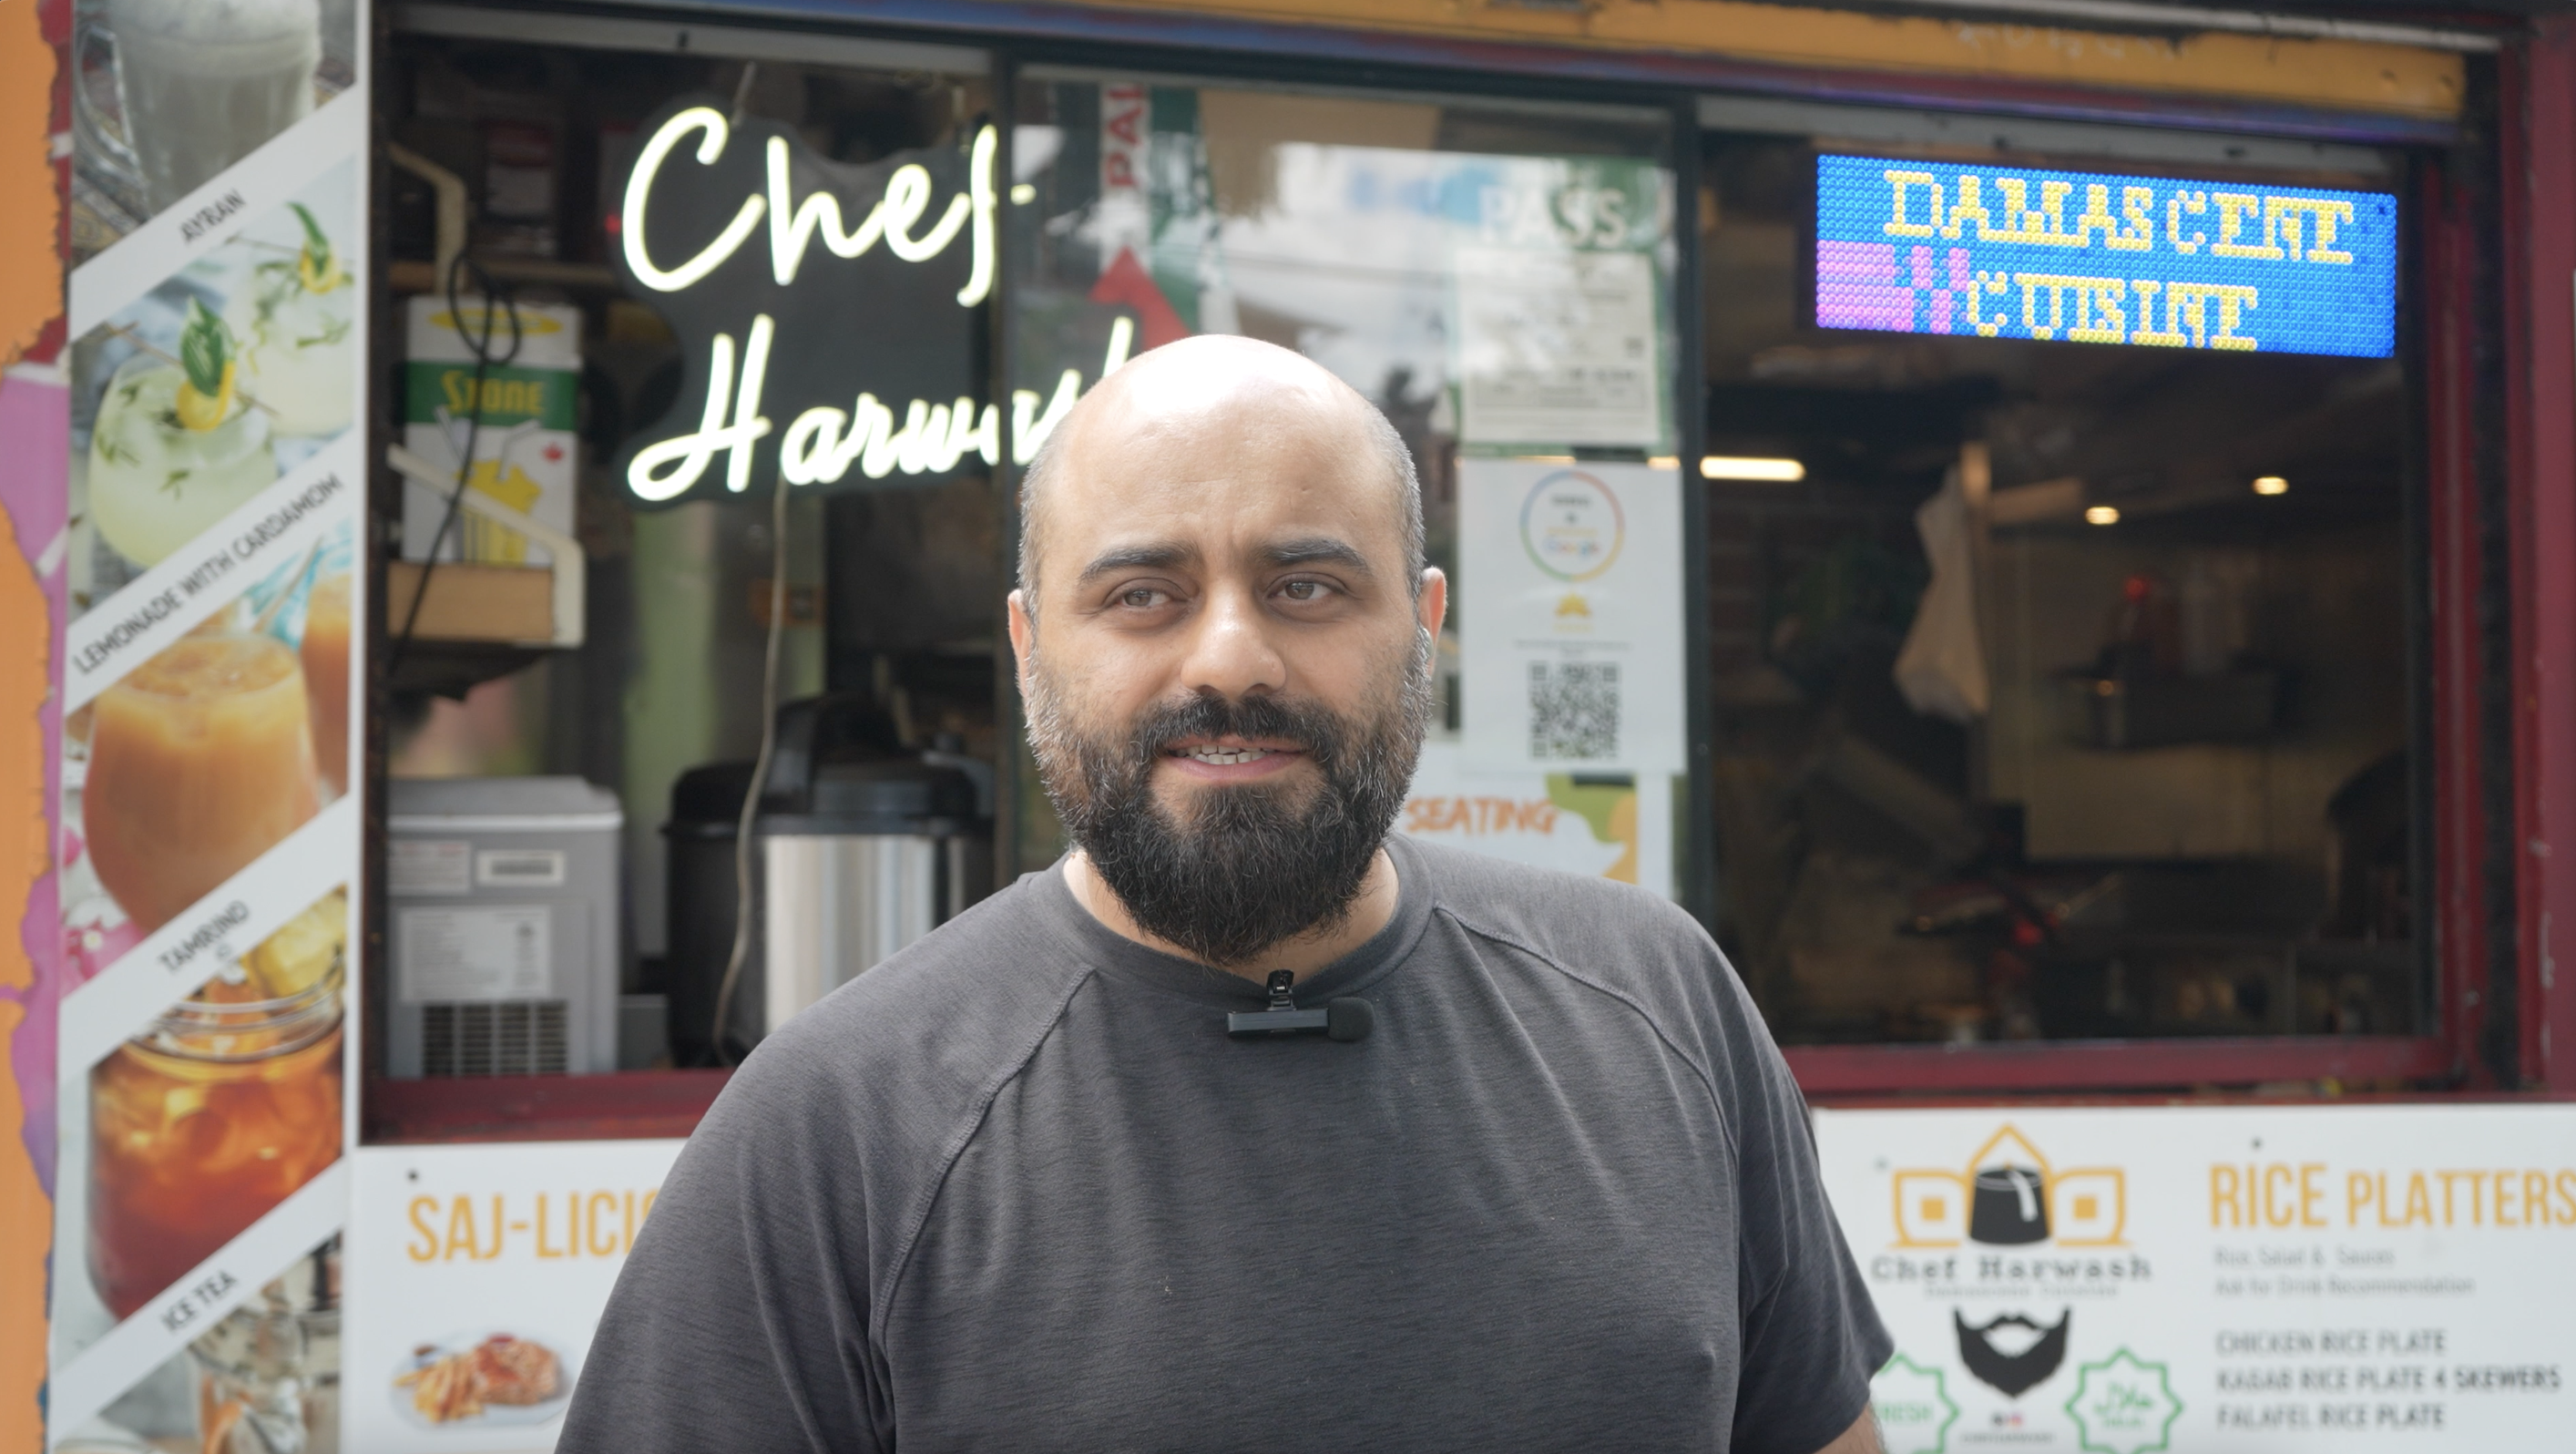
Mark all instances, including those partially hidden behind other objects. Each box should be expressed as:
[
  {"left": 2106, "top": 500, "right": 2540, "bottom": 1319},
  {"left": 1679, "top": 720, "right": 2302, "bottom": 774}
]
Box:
[{"left": 49, "top": 0, "right": 369, "bottom": 1445}]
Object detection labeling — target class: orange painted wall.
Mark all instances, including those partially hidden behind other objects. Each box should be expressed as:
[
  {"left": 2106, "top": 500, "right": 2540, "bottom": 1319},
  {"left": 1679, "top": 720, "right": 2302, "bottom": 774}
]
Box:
[{"left": 1, "top": 0, "right": 65, "bottom": 1447}]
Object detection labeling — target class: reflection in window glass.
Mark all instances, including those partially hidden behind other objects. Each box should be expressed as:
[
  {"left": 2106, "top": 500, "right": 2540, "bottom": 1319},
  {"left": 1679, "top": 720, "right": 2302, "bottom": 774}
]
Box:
[
  {"left": 1701, "top": 133, "right": 2418, "bottom": 1048},
  {"left": 1008, "top": 79, "right": 1682, "bottom": 889}
]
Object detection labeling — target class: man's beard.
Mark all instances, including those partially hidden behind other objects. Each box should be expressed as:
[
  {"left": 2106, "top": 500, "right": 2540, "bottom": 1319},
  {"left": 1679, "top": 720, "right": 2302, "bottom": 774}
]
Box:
[{"left": 1025, "top": 632, "right": 1433, "bottom": 968}]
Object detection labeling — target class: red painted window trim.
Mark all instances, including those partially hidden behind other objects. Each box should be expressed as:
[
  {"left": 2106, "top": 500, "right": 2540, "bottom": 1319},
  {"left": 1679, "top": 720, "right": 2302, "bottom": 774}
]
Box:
[{"left": 2504, "top": 21, "right": 2576, "bottom": 1093}]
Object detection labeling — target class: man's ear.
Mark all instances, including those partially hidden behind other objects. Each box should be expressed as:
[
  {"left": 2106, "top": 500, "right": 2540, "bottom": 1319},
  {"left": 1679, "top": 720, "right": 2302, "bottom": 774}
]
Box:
[
  {"left": 1007, "top": 589, "right": 1037, "bottom": 692},
  {"left": 1416, "top": 567, "right": 1448, "bottom": 640}
]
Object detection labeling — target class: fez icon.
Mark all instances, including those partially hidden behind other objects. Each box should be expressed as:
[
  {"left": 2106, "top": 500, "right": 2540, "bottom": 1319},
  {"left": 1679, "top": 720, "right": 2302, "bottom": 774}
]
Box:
[
  {"left": 1892, "top": 1125, "right": 2126, "bottom": 1248},
  {"left": 1969, "top": 1163, "right": 2049, "bottom": 1244}
]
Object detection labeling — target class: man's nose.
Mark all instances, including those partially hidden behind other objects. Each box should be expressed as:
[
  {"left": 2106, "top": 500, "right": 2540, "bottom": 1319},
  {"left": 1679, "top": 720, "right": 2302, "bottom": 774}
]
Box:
[{"left": 1178, "top": 584, "right": 1286, "bottom": 700}]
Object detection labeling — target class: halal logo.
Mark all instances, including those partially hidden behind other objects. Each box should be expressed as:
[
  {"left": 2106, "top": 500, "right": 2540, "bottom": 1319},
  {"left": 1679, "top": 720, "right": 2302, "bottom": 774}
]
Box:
[{"left": 1893, "top": 1125, "right": 2126, "bottom": 1248}]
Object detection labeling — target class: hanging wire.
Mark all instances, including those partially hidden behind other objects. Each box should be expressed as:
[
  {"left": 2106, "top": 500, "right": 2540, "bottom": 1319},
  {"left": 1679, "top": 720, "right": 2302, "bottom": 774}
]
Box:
[
  {"left": 710, "top": 463, "right": 792, "bottom": 1065},
  {"left": 391, "top": 256, "right": 523, "bottom": 675}
]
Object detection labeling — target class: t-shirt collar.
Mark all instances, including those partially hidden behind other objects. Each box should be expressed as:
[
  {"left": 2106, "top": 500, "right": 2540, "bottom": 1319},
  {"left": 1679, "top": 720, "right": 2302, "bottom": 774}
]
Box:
[{"left": 1028, "top": 833, "right": 1436, "bottom": 1009}]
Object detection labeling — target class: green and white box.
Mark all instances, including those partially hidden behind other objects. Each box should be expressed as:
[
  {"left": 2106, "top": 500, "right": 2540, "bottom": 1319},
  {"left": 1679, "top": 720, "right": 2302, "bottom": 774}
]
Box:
[{"left": 402, "top": 294, "right": 581, "bottom": 565}]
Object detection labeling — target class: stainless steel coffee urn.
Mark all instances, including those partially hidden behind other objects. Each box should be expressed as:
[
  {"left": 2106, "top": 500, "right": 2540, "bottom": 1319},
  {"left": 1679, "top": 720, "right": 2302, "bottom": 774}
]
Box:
[{"left": 663, "top": 696, "right": 990, "bottom": 1063}]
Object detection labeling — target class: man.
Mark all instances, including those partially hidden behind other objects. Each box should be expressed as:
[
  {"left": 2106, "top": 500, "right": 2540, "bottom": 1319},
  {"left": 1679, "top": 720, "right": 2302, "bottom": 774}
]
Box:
[{"left": 561, "top": 336, "right": 1890, "bottom": 1453}]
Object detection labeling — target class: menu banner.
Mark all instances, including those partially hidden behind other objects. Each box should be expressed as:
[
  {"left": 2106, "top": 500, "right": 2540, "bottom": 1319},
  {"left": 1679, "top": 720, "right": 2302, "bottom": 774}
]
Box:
[
  {"left": 1815, "top": 1105, "right": 2576, "bottom": 1453},
  {"left": 51, "top": 0, "right": 368, "bottom": 1446},
  {"left": 345, "top": 1141, "right": 688, "bottom": 1451}
]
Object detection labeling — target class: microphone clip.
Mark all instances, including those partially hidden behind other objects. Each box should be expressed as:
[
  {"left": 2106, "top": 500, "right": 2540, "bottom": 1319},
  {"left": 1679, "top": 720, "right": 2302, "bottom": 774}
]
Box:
[{"left": 1226, "top": 970, "right": 1374, "bottom": 1043}]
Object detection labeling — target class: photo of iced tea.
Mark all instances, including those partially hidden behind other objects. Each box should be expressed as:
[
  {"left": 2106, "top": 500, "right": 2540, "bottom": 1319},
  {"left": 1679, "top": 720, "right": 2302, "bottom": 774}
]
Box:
[{"left": 87, "top": 889, "right": 346, "bottom": 1320}]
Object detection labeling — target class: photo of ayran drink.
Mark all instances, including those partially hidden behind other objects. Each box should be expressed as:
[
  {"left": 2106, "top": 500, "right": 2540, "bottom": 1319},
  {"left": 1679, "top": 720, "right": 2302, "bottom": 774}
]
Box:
[
  {"left": 83, "top": 629, "right": 321, "bottom": 934},
  {"left": 228, "top": 202, "right": 355, "bottom": 439},
  {"left": 87, "top": 299, "right": 279, "bottom": 568},
  {"left": 76, "top": 0, "right": 322, "bottom": 217},
  {"left": 88, "top": 890, "right": 345, "bottom": 1320}
]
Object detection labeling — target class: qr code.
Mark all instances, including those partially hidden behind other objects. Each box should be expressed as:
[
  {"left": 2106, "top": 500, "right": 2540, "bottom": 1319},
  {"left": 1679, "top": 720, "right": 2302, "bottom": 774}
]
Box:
[{"left": 1528, "top": 661, "right": 1619, "bottom": 760}]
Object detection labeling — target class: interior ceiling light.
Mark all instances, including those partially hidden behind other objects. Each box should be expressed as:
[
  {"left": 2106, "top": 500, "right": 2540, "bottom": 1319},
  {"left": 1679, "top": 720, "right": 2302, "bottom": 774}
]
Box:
[
  {"left": 2084, "top": 505, "right": 2121, "bottom": 526},
  {"left": 2254, "top": 476, "right": 2289, "bottom": 496},
  {"left": 1702, "top": 456, "right": 1805, "bottom": 482}
]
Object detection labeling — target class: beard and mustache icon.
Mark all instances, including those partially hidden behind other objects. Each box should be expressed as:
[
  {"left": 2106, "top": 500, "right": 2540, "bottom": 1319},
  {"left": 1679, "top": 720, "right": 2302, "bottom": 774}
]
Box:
[{"left": 1956, "top": 1309, "right": 2070, "bottom": 1398}]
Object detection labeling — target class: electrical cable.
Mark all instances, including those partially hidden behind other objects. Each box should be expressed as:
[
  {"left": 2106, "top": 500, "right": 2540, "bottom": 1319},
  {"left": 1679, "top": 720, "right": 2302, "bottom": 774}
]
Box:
[
  {"left": 711, "top": 456, "right": 792, "bottom": 1065},
  {"left": 710, "top": 59, "right": 782, "bottom": 1068},
  {"left": 391, "top": 255, "right": 522, "bottom": 675}
]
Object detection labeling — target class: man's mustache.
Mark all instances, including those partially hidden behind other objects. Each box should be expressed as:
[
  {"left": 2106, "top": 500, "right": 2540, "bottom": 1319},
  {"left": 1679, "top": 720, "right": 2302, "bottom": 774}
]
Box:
[{"left": 1128, "top": 694, "right": 1331, "bottom": 764}]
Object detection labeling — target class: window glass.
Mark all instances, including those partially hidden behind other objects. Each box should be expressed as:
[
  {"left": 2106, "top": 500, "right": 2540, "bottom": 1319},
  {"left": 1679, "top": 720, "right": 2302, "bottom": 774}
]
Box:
[
  {"left": 1009, "top": 78, "right": 1686, "bottom": 894},
  {"left": 1701, "top": 131, "right": 2418, "bottom": 1046}
]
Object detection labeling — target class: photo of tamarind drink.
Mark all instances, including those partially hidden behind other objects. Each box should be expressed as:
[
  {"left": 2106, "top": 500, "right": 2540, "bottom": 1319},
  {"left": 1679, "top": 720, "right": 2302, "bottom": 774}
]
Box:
[
  {"left": 301, "top": 573, "right": 352, "bottom": 798},
  {"left": 88, "top": 892, "right": 344, "bottom": 1319},
  {"left": 85, "top": 633, "right": 319, "bottom": 933}
]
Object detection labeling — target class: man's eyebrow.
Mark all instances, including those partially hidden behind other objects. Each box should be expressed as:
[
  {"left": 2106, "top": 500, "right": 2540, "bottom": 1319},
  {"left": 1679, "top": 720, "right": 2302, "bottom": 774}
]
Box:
[
  {"left": 1257, "top": 536, "right": 1375, "bottom": 579},
  {"left": 1075, "top": 541, "right": 1199, "bottom": 588}
]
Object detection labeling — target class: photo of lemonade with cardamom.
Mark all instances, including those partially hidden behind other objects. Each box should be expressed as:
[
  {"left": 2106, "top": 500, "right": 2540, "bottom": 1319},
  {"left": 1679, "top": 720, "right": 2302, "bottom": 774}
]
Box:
[
  {"left": 89, "top": 889, "right": 345, "bottom": 1320},
  {"left": 227, "top": 202, "right": 354, "bottom": 439},
  {"left": 87, "top": 298, "right": 280, "bottom": 567},
  {"left": 84, "top": 630, "right": 319, "bottom": 933}
]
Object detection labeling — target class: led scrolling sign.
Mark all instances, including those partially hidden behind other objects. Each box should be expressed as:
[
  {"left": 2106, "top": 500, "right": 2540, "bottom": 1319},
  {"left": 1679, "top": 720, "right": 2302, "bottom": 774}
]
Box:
[
  {"left": 1812, "top": 154, "right": 2398, "bottom": 359},
  {"left": 613, "top": 99, "right": 1114, "bottom": 506}
]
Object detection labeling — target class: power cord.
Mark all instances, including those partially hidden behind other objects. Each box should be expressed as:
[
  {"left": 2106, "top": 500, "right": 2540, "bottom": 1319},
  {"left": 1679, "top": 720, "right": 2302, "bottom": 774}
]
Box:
[
  {"left": 391, "top": 256, "right": 522, "bottom": 675},
  {"left": 711, "top": 461, "right": 792, "bottom": 1064},
  {"left": 710, "top": 58, "right": 785, "bottom": 1067}
]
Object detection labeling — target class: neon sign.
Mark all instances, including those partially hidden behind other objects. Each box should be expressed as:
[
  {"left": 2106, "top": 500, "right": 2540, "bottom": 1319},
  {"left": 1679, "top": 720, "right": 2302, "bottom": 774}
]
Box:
[
  {"left": 1812, "top": 154, "right": 2397, "bottom": 358},
  {"left": 612, "top": 100, "right": 1122, "bottom": 506}
]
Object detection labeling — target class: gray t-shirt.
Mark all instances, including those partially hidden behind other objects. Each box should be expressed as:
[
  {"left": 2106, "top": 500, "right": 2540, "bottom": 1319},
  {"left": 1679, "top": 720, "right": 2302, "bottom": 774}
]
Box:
[{"left": 561, "top": 836, "right": 1889, "bottom": 1453}]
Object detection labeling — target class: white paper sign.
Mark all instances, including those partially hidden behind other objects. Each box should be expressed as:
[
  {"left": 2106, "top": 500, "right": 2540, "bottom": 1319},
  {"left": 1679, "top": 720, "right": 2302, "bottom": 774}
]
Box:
[
  {"left": 1458, "top": 458, "right": 1685, "bottom": 774},
  {"left": 1455, "top": 246, "right": 1660, "bottom": 447},
  {"left": 345, "top": 1141, "right": 687, "bottom": 1452},
  {"left": 1814, "top": 1104, "right": 2576, "bottom": 1454}
]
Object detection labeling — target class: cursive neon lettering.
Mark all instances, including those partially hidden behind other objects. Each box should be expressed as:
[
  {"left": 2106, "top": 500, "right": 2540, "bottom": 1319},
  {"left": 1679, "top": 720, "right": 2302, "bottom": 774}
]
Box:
[{"left": 623, "top": 107, "right": 766, "bottom": 292}]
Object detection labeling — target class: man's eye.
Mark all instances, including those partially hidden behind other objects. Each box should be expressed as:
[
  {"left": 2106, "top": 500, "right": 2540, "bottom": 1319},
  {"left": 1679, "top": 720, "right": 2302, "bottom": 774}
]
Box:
[
  {"left": 1119, "top": 587, "right": 1164, "bottom": 609},
  {"left": 1281, "top": 579, "right": 1325, "bottom": 601}
]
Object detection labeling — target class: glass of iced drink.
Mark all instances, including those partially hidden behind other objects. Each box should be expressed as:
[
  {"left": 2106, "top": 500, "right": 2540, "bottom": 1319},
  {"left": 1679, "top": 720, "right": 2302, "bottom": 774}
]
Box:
[
  {"left": 93, "top": 0, "right": 322, "bottom": 214},
  {"left": 85, "top": 634, "right": 319, "bottom": 933},
  {"left": 229, "top": 203, "right": 355, "bottom": 439},
  {"left": 89, "top": 895, "right": 344, "bottom": 1320},
  {"left": 301, "top": 573, "right": 351, "bottom": 799},
  {"left": 87, "top": 351, "right": 279, "bottom": 568}
]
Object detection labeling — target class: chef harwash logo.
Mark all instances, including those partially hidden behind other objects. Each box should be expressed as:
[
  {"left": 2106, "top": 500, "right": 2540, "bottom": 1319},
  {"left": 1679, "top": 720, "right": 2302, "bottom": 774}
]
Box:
[{"left": 1894, "top": 1124, "right": 2127, "bottom": 1248}]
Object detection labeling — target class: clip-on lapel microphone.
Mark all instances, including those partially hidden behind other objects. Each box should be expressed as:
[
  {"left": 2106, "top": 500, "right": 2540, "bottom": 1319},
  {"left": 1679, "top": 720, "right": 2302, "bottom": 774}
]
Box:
[{"left": 1226, "top": 970, "right": 1375, "bottom": 1043}]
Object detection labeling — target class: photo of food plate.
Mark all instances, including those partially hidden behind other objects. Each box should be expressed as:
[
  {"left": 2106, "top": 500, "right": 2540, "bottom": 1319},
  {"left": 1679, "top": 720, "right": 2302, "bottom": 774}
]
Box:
[{"left": 390, "top": 1329, "right": 578, "bottom": 1429}]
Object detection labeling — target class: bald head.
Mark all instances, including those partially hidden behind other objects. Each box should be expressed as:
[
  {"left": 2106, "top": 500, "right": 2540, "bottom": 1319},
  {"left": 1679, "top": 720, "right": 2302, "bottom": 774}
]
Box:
[{"left": 1015, "top": 335, "right": 1423, "bottom": 610}]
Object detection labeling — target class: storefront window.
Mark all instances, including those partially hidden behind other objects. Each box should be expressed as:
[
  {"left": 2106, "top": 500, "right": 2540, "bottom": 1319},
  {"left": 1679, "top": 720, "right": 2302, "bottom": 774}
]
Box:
[
  {"left": 380, "top": 30, "right": 995, "bottom": 1071},
  {"left": 1007, "top": 76, "right": 1688, "bottom": 893},
  {"left": 1699, "top": 129, "right": 2418, "bottom": 1047}
]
